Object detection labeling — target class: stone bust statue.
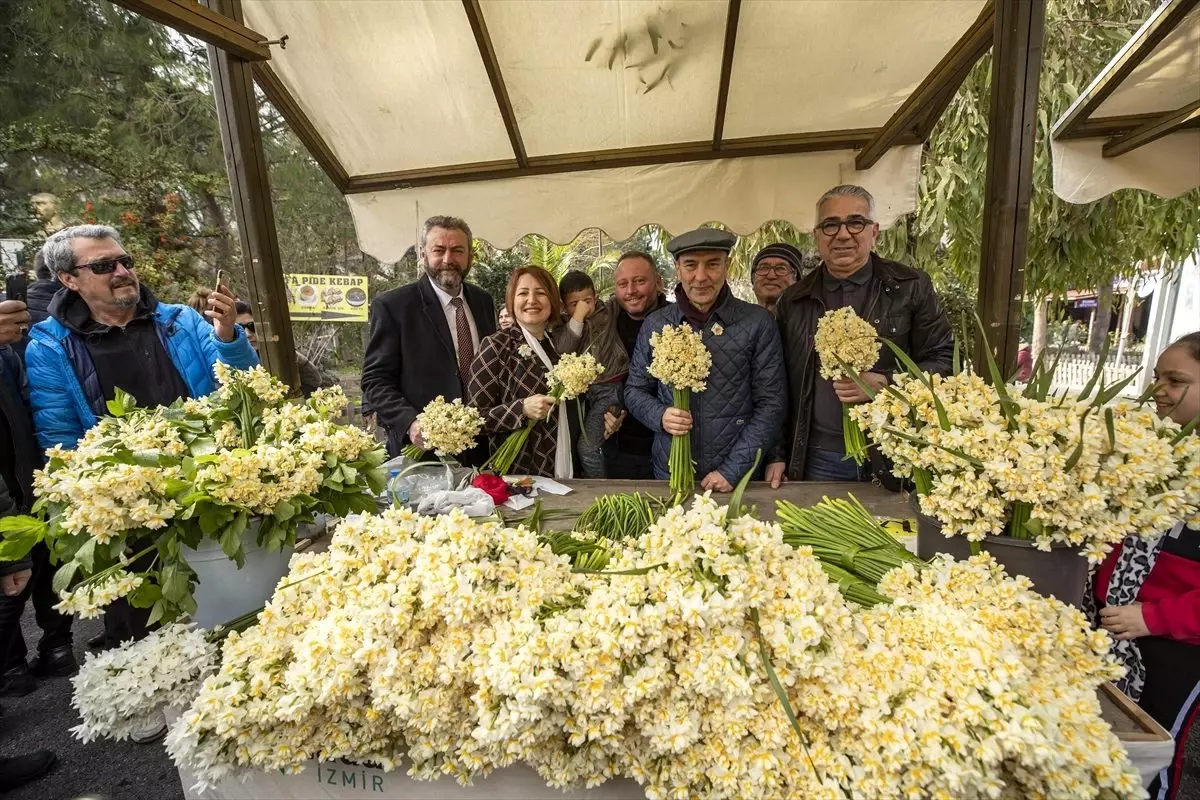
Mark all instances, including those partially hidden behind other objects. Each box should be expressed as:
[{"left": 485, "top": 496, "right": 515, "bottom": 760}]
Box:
[{"left": 30, "top": 193, "right": 66, "bottom": 237}]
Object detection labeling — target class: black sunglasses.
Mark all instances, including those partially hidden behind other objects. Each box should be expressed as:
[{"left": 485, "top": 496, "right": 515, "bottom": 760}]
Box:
[
  {"left": 73, "top": 255, "right": 134, "bottom": 275},
  {"left": 241, "top": 321, "right": 255, "bottom": 332}
]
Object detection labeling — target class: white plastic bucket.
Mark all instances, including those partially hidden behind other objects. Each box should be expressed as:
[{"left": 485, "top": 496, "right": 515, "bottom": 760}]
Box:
[{"left": 182, "top": 519, "right": 294, "bottom": 629}]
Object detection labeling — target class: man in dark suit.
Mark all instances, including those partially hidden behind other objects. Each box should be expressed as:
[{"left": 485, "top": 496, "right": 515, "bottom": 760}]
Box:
[{"left": 362, "top": 216, "right": 496, "bottom": 463}]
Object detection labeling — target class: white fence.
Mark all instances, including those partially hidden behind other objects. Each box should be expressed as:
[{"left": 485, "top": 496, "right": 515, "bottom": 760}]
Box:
[{"left": 1045, "top": 350, "right": 1144, "bottom": 396}]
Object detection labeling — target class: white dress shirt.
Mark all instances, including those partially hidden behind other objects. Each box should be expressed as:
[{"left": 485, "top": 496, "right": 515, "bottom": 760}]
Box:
[{"left": 428, "top": 279, "right": 481, "bottom": 360}]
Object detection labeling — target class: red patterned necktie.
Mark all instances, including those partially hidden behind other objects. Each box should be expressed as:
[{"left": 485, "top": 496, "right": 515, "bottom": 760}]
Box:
[{"left": 450, "top": 297, "right": 474, "bottom": 387}]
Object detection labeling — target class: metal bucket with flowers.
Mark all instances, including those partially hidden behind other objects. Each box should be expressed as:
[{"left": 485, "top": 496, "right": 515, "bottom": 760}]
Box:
[
  {"left": 0, "top": 365, "right": 388, "bottom": 629},
  {"left": 850, "top": 326, "right": 1200, "bottom": 606}
]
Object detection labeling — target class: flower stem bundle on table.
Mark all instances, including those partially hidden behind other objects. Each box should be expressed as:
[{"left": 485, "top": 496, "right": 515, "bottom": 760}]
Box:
[
  {"left": 777, "top": 494, "right": 926, "bottom": 606},
  {"left": 483, "top": 352, "right": 604, "bottom": 476},
  {"left": 646, "top": 324, "right": 711, "bottom": 498},
  {"left": 813, "top": 307, "right": 880, "bottom": 466},
  {"left": 164, "top": 492, "right": 1144, "bottom": 799},
  {"left": 0, "top": 365, "right": 388, "bottom": 625}
]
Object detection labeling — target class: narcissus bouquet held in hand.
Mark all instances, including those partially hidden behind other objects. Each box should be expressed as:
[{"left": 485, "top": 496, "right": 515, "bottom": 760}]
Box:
[
  {"left": 813, "top": 307, "right": 880, "bottom": 466},
  {"left": 646, "top": 324, "right": 711, "bottom": 497},
  {"left": 484, "top": 352, "right": 604, "bottom": 476},
  {"left": 401, "top": 395, "right": 484, "bottom": 461},
  {"left": 0, "top": 365, "right": 388, "bottom": 626}
]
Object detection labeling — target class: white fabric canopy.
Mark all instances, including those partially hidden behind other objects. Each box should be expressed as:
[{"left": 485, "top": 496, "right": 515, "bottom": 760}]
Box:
[
  {"left": 1051, "top": 4, "right": 1200, "bottom": 204},
  {"left": 241, "top": 0, "right": 986, "bottom": 258},
  {"left": 347, "top": 146, "right": 922, "bottom": 261}
]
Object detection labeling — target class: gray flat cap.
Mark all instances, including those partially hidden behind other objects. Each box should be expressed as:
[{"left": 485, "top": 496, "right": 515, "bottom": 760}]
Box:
[{"left": 667, "top": 228, "right": 737, "bottom": 259}]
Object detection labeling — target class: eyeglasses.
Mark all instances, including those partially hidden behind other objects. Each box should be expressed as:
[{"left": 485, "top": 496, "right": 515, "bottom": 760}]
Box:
[
  {"left": 753, "top": 264, "right": 794, "bottom": 277},
  {"left": 817, "top": 218, "right": 874, "bottom": 237},
  {"left": 241, "top": 321, "right": 255, "bottom": 332},
  {"left": 73, "top": 255, "right": 134, "bottom": 275}
]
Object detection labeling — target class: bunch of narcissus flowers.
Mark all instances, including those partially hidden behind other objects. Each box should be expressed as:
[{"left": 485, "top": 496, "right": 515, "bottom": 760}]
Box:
[
  {"left": 647, "top": 323, "right": 711, "bottom": 392},
  {"left": 647, "top": 324, "right": 712, "bottom": 497},
  {"left": 547, "top": 352, "right": 604, "bottom": 400},
  {"left": 18, "top": 365, "right": 387, "bottom": 626},
  {"left": 484, "top": 352, "right": 606, "bottom": 476},
  {"left": 404, "top": 395, "right": 485, "bottom": 459},
  {"left": 166, "top": 495, "right": 1142, "bottom": 799},
  {"left": 71, "top": 622, "right": 217, "bottom": 742},
  {"left": 855, "top": 368, "right": 1200, "bottom": 561},
  {"left": 814, "top": 308, "right": 880, "bottom": 465},
  {"left": 813, "top": 307, "right": 880, "bottom": 382}
]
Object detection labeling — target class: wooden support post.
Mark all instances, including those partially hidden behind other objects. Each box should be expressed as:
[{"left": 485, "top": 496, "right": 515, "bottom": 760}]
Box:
[
  {"left": 202, "top": 0, "right": 299, "bottom": 390},
  {"left": 974, "top": 0, "right": 1045, "bottom": 377}
]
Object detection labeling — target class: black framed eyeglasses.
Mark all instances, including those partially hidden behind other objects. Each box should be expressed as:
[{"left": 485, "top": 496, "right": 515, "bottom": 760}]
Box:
[
  {"left": 73, "top": 255, "right": 134, "bottom": 275},
  {"left": 753, "top": 263, "right": 794, "bottom": 277},
  {"left": 241, "top": 321, "right": 255, "bottom": 332},
  {"left": 817, "top": 218, "right": 874, "bottom": 237}
]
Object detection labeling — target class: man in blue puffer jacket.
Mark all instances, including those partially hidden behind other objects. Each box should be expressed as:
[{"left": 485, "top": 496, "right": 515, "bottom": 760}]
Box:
[
  {"left": 25, "top": 224, "right": 258, "bottom": 451},
  {"left": 625, "top": 228, "right": 786, "bottom": 492}
]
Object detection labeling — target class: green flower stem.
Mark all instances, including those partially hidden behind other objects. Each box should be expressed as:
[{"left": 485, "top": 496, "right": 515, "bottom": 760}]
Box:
[
  {"left": 749, "top": 608, "right": 832, "bottom": 792},
  {"left": 401, "top": 444, "right": 425, "bottom": 461},
  {"left": 669, "top": 388, "right": 694, "bottom": 499},
  {"left": 842, "top": 405, "right": 868, "bottom": 466},
  {"left": 75, "top": 542, "right": 160, "bottom": 588},
  {"left": 1008, "top": 501, "right": 1033, "bottom": 540},
  {"left": 482, "top": 387, "right": 566, "bottom": 476},
  {"left": 912, "top": 467, "right": 932, "bottom": 496}
]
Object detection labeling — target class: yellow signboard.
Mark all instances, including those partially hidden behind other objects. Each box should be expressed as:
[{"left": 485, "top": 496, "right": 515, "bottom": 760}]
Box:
[{"left": 285, "top": 273, "right": 369, "bottom": 322}]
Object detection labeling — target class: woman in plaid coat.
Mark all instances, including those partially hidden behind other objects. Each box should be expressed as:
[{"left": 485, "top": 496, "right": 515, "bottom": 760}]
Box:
[{"left": 468, "top": 266, "right": 580, "bottom": 478}]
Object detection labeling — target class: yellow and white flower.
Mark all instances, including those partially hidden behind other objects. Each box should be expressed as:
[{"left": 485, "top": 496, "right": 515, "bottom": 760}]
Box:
[
  {"left": 647, "top": 324, "right": 711, "bottom": 393},
  {"left": 413, "top": 396, "right": 485, "bottom": 457},
  {"left": 814, "top": 307, "right": 879, "bottom": 380},
  {"left": 547, "top": 352, "right": 604, "bottom": 401}
]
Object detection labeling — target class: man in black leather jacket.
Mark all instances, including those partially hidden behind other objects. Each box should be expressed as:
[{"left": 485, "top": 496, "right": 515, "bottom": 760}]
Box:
[{"left": 767, "top": 185, "right": 953, "bottom": 486}]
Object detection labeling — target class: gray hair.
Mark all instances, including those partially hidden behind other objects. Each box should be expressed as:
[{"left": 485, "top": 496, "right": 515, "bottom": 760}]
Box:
[
  {"left": 42, "top": 224, "right": 122, "bottom": 274},
  {"left": 419, "top": 216, "right": 472, "bottom": 252},
  {"left": 33, "top": 249, "right": 52, "bottom": 281},
  {"left": 815, "top": 185, "right": 876, "bottom": 220}
]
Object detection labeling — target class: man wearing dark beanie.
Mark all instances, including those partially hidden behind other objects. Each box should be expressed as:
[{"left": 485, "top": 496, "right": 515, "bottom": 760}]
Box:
[{"left": 750, "top": 243, "right": 803, "bottom": 316}]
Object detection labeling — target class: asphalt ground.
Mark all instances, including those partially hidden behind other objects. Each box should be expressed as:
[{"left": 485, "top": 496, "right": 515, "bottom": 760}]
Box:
[{"left": 0, "top": 608, "right": 184, "bottom": 800}]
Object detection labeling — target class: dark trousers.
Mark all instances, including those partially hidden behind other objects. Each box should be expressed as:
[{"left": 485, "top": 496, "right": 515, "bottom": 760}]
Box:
[
  {"left": 803, "top": 447, "right": 867, "bottom": 482},
  {"left": 604, "top": 442, "right": 655, "bottom": 480},
  {"left": 102, "top": 599, "right": 153, "bottom": 646},
  {"left": 1140, "top": 636, "right": 1200, "bottom": 798},
  {"left": 101, "top": 544, "right": 156, "bottom": 646},
  {"left": 30, "top": 543, "right": 72, "bottom": 651},
  {"left": 0, "top": 544, "right": 73, "bottom": 671},
  {"left": 0, "top": 584, "right": 29, "bottom": 673}
]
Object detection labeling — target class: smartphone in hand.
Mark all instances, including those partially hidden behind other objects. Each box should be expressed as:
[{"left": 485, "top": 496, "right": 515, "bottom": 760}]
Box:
[{"left": 5, "top": 273, "right": 27, "bottom": 304}]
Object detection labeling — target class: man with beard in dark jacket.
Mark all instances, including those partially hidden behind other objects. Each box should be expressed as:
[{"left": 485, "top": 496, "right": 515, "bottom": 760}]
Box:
[{"left": 767, "top": 185, "right": 953, "bottom": 486}]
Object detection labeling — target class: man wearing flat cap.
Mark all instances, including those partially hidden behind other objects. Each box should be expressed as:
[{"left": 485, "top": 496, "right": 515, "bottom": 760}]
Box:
[
  {"left": 751, "top": 242, "right": 803, "bottom": 316},
  {"left": 624, "top": 228, "right": 786, "bottom": 492}
]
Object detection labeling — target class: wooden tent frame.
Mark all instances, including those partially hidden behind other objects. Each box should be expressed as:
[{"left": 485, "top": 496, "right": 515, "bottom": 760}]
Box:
[
  {"left": 1053, "top": 0, "right": 1200, "bottom": 158},
  {"left": 109, "top": 0, "right": 1048, "bottom": 379}
]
